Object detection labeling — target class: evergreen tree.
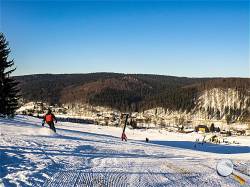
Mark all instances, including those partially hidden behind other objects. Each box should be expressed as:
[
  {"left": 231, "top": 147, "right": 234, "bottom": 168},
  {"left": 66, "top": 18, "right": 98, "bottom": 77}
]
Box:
[{"left": 0, "top": 33, "right": 20, "bottom": 117}]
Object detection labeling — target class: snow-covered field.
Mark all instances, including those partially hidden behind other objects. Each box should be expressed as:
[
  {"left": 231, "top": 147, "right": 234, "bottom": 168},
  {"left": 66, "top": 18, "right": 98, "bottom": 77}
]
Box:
[{"left": 0, "top": 116, "right": 249, "bottom": 187}]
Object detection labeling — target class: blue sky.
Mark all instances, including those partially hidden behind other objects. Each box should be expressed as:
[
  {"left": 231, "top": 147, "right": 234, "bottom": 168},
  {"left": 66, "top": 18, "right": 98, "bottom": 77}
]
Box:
[{"left": 1, "top": 0, "right": 249, "bottom": 77}]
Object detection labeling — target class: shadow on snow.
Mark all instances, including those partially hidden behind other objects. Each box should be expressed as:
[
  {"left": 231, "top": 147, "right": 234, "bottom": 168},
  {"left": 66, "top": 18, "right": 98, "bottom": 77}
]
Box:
[{"left": 150, "top": 140, "right": 250, "bottom": 154}]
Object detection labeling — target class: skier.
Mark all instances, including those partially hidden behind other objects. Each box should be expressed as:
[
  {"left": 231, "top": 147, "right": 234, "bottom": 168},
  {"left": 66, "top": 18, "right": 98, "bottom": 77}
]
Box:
[{"left": 42, "top": 109, "right": 57, "bottom": 132}]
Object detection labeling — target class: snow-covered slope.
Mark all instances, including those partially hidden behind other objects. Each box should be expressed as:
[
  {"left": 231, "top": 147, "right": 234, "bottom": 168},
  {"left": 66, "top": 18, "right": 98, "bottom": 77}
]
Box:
[
  {"left": 195, "top": 88, "right": 250, "bottom": 121},
  {"left": 198, "top": 88, "right": 248, "bottom": 112},
  {"left": 1, "top": 116, "right": 249, "bottom": 187}
]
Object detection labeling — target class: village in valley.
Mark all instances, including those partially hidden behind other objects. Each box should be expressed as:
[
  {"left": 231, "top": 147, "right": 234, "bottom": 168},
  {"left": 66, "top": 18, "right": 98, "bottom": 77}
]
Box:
[{"left": 17, "top": 99, "right": 250, "bottom": 145}]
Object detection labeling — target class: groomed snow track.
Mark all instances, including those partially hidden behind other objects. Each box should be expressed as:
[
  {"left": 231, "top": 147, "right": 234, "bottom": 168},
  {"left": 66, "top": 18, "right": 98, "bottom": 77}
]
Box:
[{"left": 1, "top": 116, "right": 249, "bottom": 187}]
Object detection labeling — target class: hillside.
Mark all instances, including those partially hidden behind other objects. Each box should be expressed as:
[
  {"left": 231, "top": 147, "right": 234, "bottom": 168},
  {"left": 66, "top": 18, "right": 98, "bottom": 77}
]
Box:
[
  {"left": 15, "top": 73, "right": 250, "bottom": 124},
  {"left": 16, "top": 73, "right": 201, "bottom": 111},
  {"left": 1, "top": 116, "right": 250, "bottom": 186}
]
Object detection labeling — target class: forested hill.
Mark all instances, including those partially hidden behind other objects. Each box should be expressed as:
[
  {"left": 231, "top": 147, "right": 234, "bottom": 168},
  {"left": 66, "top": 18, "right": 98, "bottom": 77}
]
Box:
[{"left": 15, "top": 73, "right": 249, "bottom": 112}]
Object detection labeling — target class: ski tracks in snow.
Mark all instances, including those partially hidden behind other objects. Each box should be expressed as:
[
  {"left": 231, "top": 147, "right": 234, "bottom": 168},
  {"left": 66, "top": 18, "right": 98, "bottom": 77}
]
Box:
[
  {"left": 42, "top": 148, "right": 239, "bottom": 187},
  {"left": 0, "top": 117, "right": 247, "bottom": 187}
]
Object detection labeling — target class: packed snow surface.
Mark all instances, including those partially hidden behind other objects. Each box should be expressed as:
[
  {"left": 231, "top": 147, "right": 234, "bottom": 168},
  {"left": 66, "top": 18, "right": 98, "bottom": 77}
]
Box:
[{"left": 0, "top": 116, "right": 249, "bottom": 187}]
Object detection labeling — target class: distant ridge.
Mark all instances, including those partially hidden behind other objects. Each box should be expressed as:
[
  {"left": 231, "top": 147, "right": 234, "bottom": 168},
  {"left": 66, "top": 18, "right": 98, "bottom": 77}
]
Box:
[{"left": 15, "top": 73, "right": 250, "bottom": 112}]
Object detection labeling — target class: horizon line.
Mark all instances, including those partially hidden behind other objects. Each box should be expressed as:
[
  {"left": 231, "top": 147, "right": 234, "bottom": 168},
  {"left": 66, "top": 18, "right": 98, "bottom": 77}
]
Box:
[{"left": 13, "top": 72, "right": 250, "bottom": 79}]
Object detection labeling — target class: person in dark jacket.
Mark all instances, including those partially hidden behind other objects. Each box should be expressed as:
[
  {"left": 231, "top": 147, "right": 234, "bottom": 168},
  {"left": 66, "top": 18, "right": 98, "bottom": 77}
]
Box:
[{"left": 42, "top": 109, "right": 57, "bottom": 132}]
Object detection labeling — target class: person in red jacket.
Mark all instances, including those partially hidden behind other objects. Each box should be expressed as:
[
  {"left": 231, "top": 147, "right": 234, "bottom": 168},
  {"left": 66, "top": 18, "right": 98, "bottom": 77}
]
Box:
[{"left": 42, "top": 109, "right": 57, "bottom": 132}]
